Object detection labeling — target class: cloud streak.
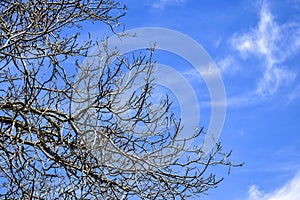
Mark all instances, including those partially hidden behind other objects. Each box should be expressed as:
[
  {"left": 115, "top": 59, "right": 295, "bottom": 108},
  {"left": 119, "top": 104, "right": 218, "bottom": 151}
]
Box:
[{"left": 247, "top": 172, "right": 300, "bottom": 200}]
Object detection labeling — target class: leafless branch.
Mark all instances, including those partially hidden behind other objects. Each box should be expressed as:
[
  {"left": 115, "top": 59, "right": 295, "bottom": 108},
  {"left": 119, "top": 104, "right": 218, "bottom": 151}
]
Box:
[{"left": 0, "top": 1, "right": 241, "bottom": 199}]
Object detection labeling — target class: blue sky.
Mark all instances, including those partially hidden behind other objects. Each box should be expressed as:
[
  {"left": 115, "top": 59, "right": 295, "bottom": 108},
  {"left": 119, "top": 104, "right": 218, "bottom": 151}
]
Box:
[{"left": 116, "top": 0, "right": 300, "bottom": 199}]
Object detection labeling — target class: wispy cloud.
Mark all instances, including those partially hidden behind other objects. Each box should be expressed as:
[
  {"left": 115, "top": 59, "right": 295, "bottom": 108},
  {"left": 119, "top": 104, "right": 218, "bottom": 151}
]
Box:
[
  {"left": 246, "top": 172, "right": 300, "bottom": 200},
  {"left": 230, "top": 1, "right": 299, "bottom": 98},
  {"left": 152, "top": 0, "right": 187, "bottom": 9},
  {"left": 217, "top": 55, "right": 240, "bottom": 75}
]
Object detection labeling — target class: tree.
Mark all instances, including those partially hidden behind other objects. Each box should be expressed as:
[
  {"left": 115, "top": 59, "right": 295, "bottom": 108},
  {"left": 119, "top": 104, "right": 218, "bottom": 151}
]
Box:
[{"left": 0, "top": 0, "right": 241, "bottom": 199}]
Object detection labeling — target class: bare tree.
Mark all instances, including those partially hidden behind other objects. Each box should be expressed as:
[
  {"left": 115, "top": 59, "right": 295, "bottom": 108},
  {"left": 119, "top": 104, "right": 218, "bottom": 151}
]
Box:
[{"left": 0, "top": 0, "right": 241, "bottom": 199}]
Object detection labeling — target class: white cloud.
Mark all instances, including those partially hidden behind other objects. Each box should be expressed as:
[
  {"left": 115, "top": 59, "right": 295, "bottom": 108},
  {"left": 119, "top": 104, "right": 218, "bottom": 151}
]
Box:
[
  {"left": 256, "top": 67, "right": 296, "bottom": 96},
  {"left": 230, "top": 2, "right": 299, "bottom": 97},
  {"left": 217, "top": 55, "right": 239, "bottom": 75},
  {"left": 248, "top": 185, "right": 263, "bottom": 200},
  {"left": 247, "top": 172, "right": 300, "bottom": 200},
  {"left": 152, "top": 0, "right": 186, "bottom": 9},
  {"left": 231, "top": 2, "right": 281, "bottom": 65}
]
